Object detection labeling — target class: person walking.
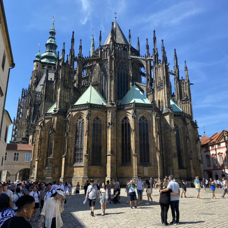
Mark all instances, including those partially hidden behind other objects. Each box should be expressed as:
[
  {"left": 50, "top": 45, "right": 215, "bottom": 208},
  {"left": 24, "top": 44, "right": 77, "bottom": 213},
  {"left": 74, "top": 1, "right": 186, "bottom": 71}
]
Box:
[
  {"left": 64, "top": 182, "right": 68, "bottom": 196},
  {"left": 145, "top": 180, "right": 152, "bottom": 204},
  {"left": 85, "top": 179, "right": 99, "bottom": 217},
  {"left": 39, "top": 190, "right": 65, "bottom": 228},
  {"left": 113, "top": 179, "right": 120, "bottom": 195},
  {"left": 210, "top": 178, "right": 216, "bottom": 199},
  {"left": 68, "top": 182, "right": 72, "bottom": 198},
  {"left": 126, "top": 179, "right": 130, "bottom": 204},
  {"left": 194, "top": 176, "right": 201, "bottom": 199},
  {"left": 136, "top": 176, "right": 144, "bottom": 204},
  {"left": 2, "top": 195, "right": 35, "bottom": 228},
  {"left": 99, "top": 183, "right": 108, "bottom": 216},
  {"left": 75, "top": 182, "right": 80, "bottom": 196},
  {"left": 202, "top": 178, "right": 206, "bottom": 192},
  {"left": 180, "top": 180, "right": 187, "bottom": 198},
  {"left": 160, "top": 175, "right": 180, "bottom": 225},
  {"left": 2, "top": 183, "right": 13, "bottom": 202},
  {"left": 13, "top": 187, "right": 23, "bottom": 212},
  {"left": 106, "top": 180, "right": 111, "bottom": 204},
  {"left": 29, "top": 186, "right": 40, "bottom": 222},
  {"left": 127, "top": 179, "right": 138, "bottom": 209},
  {"left": 221, "top": 177, "right": 228, "bottom": 198}
]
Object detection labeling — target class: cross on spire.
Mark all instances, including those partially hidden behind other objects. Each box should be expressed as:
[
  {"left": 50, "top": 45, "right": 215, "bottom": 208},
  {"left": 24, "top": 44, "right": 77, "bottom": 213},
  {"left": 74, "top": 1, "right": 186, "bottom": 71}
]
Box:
[{"left": 114, "top": 12, "right": 117, "bottom": 21}]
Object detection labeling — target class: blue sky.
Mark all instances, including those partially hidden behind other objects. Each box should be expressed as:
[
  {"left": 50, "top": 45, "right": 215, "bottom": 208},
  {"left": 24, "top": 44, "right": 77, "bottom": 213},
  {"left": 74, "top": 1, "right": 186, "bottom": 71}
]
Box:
[{"left": 3, "top": 0, "right": 228, "bottom": 140}]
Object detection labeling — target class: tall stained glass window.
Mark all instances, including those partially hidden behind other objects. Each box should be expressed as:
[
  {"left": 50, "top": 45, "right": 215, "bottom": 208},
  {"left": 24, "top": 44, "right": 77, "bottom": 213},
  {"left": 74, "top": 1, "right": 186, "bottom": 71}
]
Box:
[
  {"left": 74, "top": 117, "right": 84, "bottom": 164},
  {"left": 139, "top": 116, "right": 149, "bottom": 163},
  {"left": 117, "top": 61, "right": 129, "bottom": 100},
  {"left": 175, "top": 124, "right": 183, "bottom": 168},
  {"left": 92, "top": 117, "right": 102, "bottom": 165},
  {"left": 122, "top": 116, "right": 131, "bottom": 164}
]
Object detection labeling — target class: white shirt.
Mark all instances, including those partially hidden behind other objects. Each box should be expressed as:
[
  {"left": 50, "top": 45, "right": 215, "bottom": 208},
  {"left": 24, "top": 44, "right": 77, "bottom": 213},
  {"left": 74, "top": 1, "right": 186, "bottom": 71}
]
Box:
[
  {"left": 44, "top": 189, "right": 55, "bottom": 201},
  {"left": 30, "top": 191, "right": 40, "bottom": 203},
  {"left": 136, "top": 180, "right": 144, "bottom": 190},
  {"left": 52, "top": 184, "right": 59, "bottom": 191},
  {"left": 60, "top": 184, "right": 64, "bottom": 191},
  {"left": 13, "top": 193, "right": 23, "bottom": 210}
]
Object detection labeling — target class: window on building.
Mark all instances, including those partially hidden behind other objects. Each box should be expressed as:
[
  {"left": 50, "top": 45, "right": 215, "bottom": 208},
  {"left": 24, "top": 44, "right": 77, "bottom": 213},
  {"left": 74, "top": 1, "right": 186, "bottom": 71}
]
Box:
[
  {"left": 13, "top": 153, "right": 19, "bottom": 161},
  {"left": 206, "top": 155, "right": 211, "bottom": 167},
  {"left": 211, "top": 145, "right": 215, "bottom": 149},
  {"left": 219, "top": 155, "right": 223, "bottom": 165},
  {"left": 218, "top": 143, "right": 221, "bottom": 148},
  {"left": 1, "top": 51, "right": 6, "bottom": 71},
  {"left": 5, "top": 152, "right": 7, "bottom": 161},
  {"left": 25, "top": 153, "right": 31, "bottom": 162},
  {"left": 4, "top": 126, "right": 8, "bottom": 142},
  {"left": 117, "top": 61, "right": 129, "bottom": 100},
  {"left": 92, "top": 117, "right": 102, "bottom": 165},
  {"left": 74, "top": 116, "right": 84, "bottom": 164},
  {"left": 212, "top": 155, "right": 217, "bottom": 167},
  {"left": 175, "top": 124, "right": 184, "bottom": 168},
  {"left": 122, "top": 116, "right": 131, "bottom": 164},
  {"left": 139, "top": 116, "right": 150, "bottom": 164}
]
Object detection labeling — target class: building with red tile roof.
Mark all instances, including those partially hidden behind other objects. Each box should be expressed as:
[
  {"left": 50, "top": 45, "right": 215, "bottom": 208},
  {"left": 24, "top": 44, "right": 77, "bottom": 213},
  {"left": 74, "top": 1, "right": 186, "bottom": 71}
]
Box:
[{"left": 201, "top": 130, "right": 228, "bottom": 180}]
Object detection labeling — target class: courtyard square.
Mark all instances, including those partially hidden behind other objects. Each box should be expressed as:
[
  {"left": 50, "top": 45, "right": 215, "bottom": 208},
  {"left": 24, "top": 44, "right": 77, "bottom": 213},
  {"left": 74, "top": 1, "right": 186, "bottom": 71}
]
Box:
[{"left": 32, "top": 187, "right": 226, "bottom": 228}]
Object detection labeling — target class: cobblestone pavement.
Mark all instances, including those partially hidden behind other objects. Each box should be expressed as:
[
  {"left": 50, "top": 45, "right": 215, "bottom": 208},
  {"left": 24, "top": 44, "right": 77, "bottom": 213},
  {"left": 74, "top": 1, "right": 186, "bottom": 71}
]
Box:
[{"left": 31, "top": 187, "right": 227, "bottom": 228}]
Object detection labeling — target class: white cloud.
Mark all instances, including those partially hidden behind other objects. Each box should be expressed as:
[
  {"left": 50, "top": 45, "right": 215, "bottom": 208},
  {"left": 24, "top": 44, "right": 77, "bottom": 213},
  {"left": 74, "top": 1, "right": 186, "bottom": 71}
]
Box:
[{"left": 79, "top": 0, "right": 91, "bottom": 25}]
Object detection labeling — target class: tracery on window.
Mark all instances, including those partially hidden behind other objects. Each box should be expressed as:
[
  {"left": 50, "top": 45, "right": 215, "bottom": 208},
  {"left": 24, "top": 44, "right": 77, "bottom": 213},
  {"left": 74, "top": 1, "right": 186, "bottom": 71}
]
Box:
[
  {"left": 117, "top": 61, "right": 129, "bottom": 100},
  {"left": 139, "top": 116, "right": 150, "bottom": 164},
  {"left": 122, "top": 116, "right": 131, "bottom": 164},
  {"left": 92, "top": 117, "right": 102, "bottom": 165},
  {"left": 74, "top": 116, "right": 84, "bottom": 164}
]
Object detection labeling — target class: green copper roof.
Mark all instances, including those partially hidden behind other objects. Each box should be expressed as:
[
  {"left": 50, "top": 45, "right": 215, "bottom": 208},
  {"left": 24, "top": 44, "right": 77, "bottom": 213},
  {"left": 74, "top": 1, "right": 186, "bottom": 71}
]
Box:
[
  {"left": 119, "top": 85, "right": 151, "bottom": 105},
  {"left": 35, "top": 49, "right": 41, "bottom": 61},
  {"left": 170, "top": 99, "right": 183, "bottom": 112},
  {"left": 75, "top": 85, "right": 107, "bottom": 105},
  {"left": 104, "top": 21, "right": 128, "bottom": 45},
  {"left": 47, "top": 102, "right": 56, "bottom": 113}
]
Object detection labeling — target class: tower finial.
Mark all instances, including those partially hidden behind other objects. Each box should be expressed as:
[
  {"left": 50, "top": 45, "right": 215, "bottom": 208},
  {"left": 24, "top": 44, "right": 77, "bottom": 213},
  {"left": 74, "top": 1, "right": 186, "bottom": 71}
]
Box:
[
  {"left": 53, "top": 16, "right": 55, "bottom": 23},
  {"left": 203, "top": 126, "right": 205, "bottom": 135},
  {"left": 114, "top": 12, "right": 117, "bottom": 21}
]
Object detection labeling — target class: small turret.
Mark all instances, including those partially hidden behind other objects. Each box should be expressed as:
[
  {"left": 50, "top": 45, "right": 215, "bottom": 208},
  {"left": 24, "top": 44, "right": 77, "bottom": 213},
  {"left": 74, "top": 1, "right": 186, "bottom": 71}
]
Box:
[
  {"left": 99, "top": 31, "right": 102, "bottom": 47},
  {"left": 90, "top": 33, "right": 95, "bottom": 57},
  {"left": 161, "top": 39, "right": 167, "bottom": 63},
  {"left": 79, "top": 39, "right": 82, "bottom": 57},
  {"left": 137, "top": 37, "right": 140, "bottom": 55},
  {"left": 146, "top": 38, "right": 149, "bottom": 57},
  {"left": 61, "top": 42, "right": 65, "bottom": 64},
  {"left": 69, "top": 31, "right": 75, "bottom": 66},
  {"left": 185, "top": 61, "right": 189, "bottom": 81},
  {"left": 153, "top": 31, "right": 158, "bottom": 64},
  {"left": 129, "top": 29, "right": 131, "bottom": 56}
]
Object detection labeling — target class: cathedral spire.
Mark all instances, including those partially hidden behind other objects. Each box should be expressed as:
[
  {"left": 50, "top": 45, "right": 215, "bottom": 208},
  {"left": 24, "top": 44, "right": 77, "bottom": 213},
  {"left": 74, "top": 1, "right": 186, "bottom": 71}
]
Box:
[
  {"left": 90, "top": 32, "right": 95, "bottom": 57},
  {"left": 69, "top": 31, "right": 75, "bottom": 66},
  {"left": 79, "top": 39, "right": 82, "bottom": 57},
  {"left": 61, "top": 42, "right": 65, "bottom": 63},
  {"left": 40, "top": 17, "right": 58, "bottom": 64},
  {"left": 153, "top": 31, "right": 158, "bottom": 64},
  {"left": 161, "top": 39, "right": 167, "bottom": 63},
  {"left": 99, "top": 31, "right": 102, "bottom": 47},
  {"left": 174, "top": 49, "right": 179, "bottom": 77},
  {"left": 137, "top": 37, "right": 140, "bottom": 55},
  {"left": 129, "top": 29, "right": 131, "bottom": 56},
  {"left": 185, "top": 60, "right": 189, "bottom": 81},
  {"left": 146, "top": 38, "right": 149, "bottom": 57}
]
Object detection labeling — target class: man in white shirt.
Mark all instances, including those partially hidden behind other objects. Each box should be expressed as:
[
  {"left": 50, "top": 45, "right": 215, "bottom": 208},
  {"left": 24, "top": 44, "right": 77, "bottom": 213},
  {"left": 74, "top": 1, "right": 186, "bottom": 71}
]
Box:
[
  {"left": 2, "top": 183, "right": 13, "bottom": 201},
  {"left": 136, "top": 176, "right": 144, "bottom": 204},
  {"left": 52, "top": 181, "right": 59, "bottom": 191},
  {"left": 60, "top": 182, "right": 64, "bottom": 191},
  {"left": 113, "top": 179, "right": 120, "bottom": 195},
  {"left": 44, "top": 183, "right": 55, "bottom": 201}
]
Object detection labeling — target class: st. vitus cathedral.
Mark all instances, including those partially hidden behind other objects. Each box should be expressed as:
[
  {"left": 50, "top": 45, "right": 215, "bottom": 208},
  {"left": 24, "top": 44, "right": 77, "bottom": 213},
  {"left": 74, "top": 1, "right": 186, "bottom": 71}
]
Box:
[{"left": 11, "top": 19, "right": 203, "bottom": 184}]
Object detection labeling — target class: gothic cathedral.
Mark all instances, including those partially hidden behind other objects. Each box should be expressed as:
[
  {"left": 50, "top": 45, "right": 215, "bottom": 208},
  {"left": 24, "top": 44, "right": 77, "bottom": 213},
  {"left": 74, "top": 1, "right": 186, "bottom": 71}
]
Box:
[{"left": 11, "top": 20, "right": 203, "bottom": 184}]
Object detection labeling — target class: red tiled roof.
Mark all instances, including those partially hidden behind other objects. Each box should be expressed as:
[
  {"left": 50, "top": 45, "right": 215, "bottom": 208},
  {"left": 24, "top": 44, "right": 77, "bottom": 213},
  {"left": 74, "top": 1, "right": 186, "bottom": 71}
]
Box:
[
  {"left": 201, "top": 130, "right": 228, "bottom": 145},
  {"left": 6, "top": 144, "right": 32, "bottom": 151},
  {"left": 200, "top": 135, "right": 209, "bottom": 144}
]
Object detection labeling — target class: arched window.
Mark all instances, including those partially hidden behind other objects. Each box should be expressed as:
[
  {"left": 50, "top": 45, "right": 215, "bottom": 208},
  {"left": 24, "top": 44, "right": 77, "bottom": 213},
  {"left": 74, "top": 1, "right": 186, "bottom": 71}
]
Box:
[
  {"left": 74, "top": 117, "right": 84, "bottom": 164},
  {"left": 206, "top": 155, "right": 211, "bottom": 167},
  {"left": 117, "top": 61, "right": 129, "bottom": 100},
  {"left": 122, "top": 116, "right": 131, "bottom": 164},
  {"left": 92, "top": 117, "right": 102, "bottom": 165},
  {"left": 175, "top": 124, "right": 184, "bottom": 168},
  {"left": 139, "top": 116, "right": 149, "bottom": 163}
]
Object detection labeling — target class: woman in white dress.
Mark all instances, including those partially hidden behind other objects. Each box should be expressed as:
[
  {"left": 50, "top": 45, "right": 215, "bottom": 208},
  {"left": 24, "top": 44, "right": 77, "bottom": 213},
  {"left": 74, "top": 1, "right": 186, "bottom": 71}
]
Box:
[{"left": 99, "top": 183, "right": 108, "bottom": 216}]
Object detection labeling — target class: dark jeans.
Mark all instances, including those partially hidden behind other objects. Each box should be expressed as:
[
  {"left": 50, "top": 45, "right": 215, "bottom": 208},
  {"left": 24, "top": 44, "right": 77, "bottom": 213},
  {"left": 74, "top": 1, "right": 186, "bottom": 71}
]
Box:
[
  {"left": 160, "top": 203, "right": 169, "bottom": 224},
  {"left": 170, "top": 200, "right": 179, "bottom": 223}
]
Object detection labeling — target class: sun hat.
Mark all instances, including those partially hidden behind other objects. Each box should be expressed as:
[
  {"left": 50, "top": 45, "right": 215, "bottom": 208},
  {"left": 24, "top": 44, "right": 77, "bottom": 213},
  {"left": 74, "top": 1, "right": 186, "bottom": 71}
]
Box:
[{"left": 56, "top": 190, "right": 65, "bottom": 198}]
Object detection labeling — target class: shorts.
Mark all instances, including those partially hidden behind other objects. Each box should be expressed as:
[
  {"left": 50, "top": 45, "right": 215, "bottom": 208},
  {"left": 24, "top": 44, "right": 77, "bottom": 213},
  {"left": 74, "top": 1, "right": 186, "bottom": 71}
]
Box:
[
  {"left": 100, "top": 196, "right": 106, "bottom": 204},
  {"left": 196, "top": 188, "right": 200, "bottom": 193},
  {"left": 76, "top": 190, "right": 79, "bottom": 193},
  {"left": 147, "top": 188, "right": 152, "bottom": 194},
  {"left": 129, "top": 192, "right": 137, "bottom": 201},
  {"left": 88, "top": 199, "right": 96, "bottom": 207},
  {"left": 182, "top": 187, "right": 187, "bottom": 192},
  {"left": 35, "top": 203, "right": 39, "bottom": 209},
  {"left": 137, "top": 189, "right": 142, "bottom": 196},
  {"left": 40, "top": 200, "right": 44, "bottom": 208}
]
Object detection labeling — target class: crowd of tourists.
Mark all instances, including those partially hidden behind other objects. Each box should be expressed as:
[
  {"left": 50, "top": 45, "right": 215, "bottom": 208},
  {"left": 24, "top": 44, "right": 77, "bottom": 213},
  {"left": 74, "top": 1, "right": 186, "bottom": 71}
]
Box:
[
  {"left": 0, "top": 180, "right": 69, "bottom": 228},
  {"left": 0, "top": 175, "right": 227, "bottom": 227}
]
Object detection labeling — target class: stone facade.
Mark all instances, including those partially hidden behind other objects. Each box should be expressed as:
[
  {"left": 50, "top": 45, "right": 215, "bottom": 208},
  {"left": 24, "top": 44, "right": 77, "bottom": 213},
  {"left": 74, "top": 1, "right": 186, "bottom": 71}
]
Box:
[
  {"left": 201, "top": 131, "right": 228, "bottom": 180},
  {"left": 1, "top": 143, "right": 32, "bottom": 182},
  {"left": 0, "top": 0, "right": 14, "bottom": 174},
  {"left": 11, "top": 20, "right": 203, "bottom": 184}
]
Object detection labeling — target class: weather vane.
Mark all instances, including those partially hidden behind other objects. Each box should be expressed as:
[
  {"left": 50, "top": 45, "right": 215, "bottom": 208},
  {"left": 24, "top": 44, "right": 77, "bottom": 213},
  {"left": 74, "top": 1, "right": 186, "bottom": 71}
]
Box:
[
  {"left": 38, "top": 44, "right": 40, "bottom": 51},
  {"left": 114, "top": 12, "right": 117, "bottom": 21}
]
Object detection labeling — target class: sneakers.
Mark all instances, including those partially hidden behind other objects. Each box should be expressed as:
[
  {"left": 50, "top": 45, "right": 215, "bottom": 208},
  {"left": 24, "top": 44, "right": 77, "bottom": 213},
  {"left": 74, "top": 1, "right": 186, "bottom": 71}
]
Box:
[
  {"left": 134, "top": 206, "right": 137, "bottom": 208},
  {"left": 101, "top": 212, "right": 104, "bottom": 216},
  {"left": 91, "top": 211, "right": 94, "bottom": 217},
  {"left": 169, "top": 221, "right": 176, "bottom": 225}
]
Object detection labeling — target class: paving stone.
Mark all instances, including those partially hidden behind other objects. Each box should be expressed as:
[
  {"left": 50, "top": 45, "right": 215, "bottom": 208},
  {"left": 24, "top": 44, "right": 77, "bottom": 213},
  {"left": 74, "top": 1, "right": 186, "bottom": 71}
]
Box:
[{"left": 32, "top": 187, "right": 227, "bottom": 228}]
